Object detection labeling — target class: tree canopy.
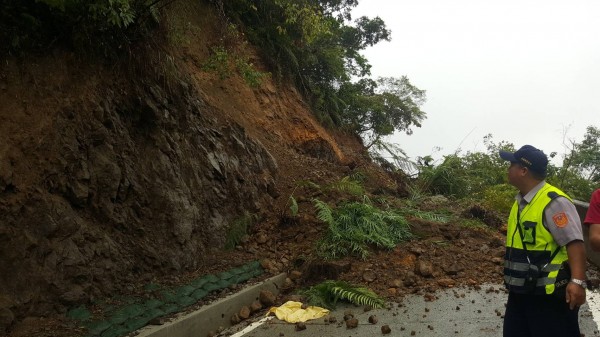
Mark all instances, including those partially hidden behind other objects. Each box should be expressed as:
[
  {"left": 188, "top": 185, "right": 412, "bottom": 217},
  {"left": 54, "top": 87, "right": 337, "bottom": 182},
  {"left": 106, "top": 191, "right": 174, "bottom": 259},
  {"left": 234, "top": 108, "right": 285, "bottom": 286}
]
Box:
[{"left": 221, "top": 0, "right": 426, "bottom": 143}]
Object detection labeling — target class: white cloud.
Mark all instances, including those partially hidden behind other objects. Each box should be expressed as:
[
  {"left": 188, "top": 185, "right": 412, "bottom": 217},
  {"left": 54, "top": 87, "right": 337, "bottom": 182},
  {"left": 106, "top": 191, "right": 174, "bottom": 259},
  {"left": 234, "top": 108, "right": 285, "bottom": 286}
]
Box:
[{"left": 353, "top": 0, "right": 600, "bottom": 163}]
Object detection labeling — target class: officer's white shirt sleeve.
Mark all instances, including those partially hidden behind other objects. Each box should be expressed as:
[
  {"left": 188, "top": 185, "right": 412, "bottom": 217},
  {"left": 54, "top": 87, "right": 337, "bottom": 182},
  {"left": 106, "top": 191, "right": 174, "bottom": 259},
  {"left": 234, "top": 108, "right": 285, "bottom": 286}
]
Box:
[{"left": 543, "top": 196, "right": 583, "bottom": 246}]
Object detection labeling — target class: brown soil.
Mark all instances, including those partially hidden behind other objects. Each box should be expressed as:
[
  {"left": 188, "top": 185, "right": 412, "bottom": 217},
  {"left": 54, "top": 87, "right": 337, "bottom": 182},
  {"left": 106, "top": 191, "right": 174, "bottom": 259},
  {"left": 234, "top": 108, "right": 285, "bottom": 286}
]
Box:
[{"left": 0, "top": 2, "right": 593, "bottom": 337}]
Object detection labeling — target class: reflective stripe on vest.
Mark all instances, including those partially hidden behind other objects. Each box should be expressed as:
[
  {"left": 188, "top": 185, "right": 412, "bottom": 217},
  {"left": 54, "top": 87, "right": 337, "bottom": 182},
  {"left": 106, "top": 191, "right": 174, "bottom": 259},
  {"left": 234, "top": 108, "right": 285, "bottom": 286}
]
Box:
[{"left": 504, "top": 183, "right": 571, "bottom": 295}]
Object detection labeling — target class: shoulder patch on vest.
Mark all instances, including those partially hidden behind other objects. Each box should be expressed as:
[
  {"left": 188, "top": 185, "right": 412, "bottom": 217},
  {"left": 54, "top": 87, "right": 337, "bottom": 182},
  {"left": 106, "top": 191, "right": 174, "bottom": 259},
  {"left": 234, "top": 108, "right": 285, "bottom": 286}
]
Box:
[
  {"left": 552, "top": 212, "right": 569, "bottom": 228},
  {"left": 547, "top": 191, "right": 560, "bottom": 199}
]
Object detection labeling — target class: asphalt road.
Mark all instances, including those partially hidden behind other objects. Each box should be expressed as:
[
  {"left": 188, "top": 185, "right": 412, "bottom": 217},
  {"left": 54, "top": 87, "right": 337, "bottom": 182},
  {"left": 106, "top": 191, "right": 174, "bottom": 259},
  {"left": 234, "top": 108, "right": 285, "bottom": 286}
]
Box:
[{"left": 226, "top": 283, "right": 600, "bottom": 337}]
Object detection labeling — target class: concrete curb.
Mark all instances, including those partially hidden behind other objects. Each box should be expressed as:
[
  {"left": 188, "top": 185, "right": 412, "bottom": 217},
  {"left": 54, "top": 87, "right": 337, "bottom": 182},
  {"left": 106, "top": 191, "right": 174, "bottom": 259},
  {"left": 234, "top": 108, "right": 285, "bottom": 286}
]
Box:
[{"left": 134, "top": 273, "right": 287, "bottom": 337}]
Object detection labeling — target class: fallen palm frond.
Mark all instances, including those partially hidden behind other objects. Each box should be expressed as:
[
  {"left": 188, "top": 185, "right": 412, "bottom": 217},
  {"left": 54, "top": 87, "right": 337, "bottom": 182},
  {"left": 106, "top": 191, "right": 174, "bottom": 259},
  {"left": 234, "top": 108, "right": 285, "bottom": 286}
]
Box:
[
  {"left": 301, "top": 280, "right": 385, "bottom": 309},
  {"left": 399, "top": 209, "right": 450, "bottom": 223}
]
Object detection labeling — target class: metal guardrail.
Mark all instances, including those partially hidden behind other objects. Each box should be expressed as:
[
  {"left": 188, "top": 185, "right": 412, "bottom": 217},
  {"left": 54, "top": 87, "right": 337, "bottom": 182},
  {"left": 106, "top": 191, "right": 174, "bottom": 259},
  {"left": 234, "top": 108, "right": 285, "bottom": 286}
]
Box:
[{"left": 573, "top": 200, "right": 600, "bottom": 267}]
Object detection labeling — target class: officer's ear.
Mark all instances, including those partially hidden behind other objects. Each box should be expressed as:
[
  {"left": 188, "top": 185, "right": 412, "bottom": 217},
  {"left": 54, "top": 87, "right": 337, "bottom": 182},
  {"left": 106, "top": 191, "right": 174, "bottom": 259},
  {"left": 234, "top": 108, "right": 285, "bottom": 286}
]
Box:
[{"left": 519, "top": 165, "right": 529, "bottom": 177}]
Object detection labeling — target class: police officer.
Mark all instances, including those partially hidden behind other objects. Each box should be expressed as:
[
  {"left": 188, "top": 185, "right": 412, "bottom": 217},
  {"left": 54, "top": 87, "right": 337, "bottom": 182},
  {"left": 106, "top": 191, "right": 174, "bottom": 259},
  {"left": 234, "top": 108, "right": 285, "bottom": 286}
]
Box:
[{"left": 499, "top": 145, "right": 586, "bottom": 337}]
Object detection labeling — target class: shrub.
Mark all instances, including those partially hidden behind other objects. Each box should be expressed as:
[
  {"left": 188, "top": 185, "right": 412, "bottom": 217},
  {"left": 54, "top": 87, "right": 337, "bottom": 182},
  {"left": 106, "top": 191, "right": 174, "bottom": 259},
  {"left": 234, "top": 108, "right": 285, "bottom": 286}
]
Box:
[{"left": 314, "top": 199, "right": 413, "bottom": 260}]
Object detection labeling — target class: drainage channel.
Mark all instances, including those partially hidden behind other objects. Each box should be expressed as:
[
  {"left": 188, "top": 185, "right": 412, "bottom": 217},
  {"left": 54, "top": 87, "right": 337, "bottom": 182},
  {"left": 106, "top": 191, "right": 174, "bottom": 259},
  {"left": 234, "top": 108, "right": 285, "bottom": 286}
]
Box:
[{"left": 134, "top": 273, "right": 287, "bottom": 337}]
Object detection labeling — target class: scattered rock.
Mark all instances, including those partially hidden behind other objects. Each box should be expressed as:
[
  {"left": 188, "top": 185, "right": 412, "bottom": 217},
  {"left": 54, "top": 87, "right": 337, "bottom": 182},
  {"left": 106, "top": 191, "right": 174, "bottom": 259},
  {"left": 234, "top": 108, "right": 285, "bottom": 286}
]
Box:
[
  {"left": 345, "top": 317, "right": 358, "bottom": 329},
  {"left": 149, "top": 317, "right": 165, "bottom": 325},
  {"left": 416, "top": 259, "right": 434, "bottom": 277},
  {"left": 259, "top": 290, "right": 276, "bottom": 307},
  {"left": 239, "top": 306, "right": 251, "bottom": 319},
  {"left": 389, "top": 279, "right": 403, "bottom": 288},
  {"left": 381, "top": 324, "right": 392, "bottom": 334},
  {"left": 437, "top": 278, "right": 456, "bottom": 288},
  {"left": 295, "top": 322, "right": 306, "bottom": 331},
  {"left": 363, "top": 270, "right": 377, "bottom": 282},
  {"left": 289, "top": 270, "right": 302, "bottom": 280},
  {"left": 368, "top": 315, "right": 378, "bottom": 324},
  {"left": 250, "top": 300, "right": 263, "bottom": 313},
  {"left": 230, "top": 313, "right": 241, "bottom": 324},
  {"left": 260, "top": 259, "right": 275, "bottom": 271}
]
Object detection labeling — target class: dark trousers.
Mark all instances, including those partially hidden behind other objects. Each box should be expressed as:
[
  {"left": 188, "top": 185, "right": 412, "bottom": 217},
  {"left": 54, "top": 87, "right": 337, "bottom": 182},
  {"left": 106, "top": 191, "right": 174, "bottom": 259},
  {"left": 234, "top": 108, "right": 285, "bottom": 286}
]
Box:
[{"left": 503, "top": 291, "right": 580, "bottom": 337}]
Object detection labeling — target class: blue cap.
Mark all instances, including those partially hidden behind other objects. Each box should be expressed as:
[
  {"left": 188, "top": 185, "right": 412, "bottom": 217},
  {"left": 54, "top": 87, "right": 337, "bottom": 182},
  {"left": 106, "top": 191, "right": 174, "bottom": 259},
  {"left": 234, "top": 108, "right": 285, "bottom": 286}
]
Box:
[{"left": 499, "top": 145, "right": 548, "bottom": 177}]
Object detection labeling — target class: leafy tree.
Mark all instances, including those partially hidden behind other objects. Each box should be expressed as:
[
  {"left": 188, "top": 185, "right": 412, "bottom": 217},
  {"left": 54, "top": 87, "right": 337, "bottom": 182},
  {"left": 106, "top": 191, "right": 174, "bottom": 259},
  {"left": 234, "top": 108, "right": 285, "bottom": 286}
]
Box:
[
  {"left": 564, "top": 126, "right": 600, "bottom": 182},
  {"left": 339, "top": 76, "right": 426, "bottom": 149},
  {"left": 415, "top": 135, "right": 515, "bottom": 199},
  {"left": 220, "top": 0, "right": 426, "bottom": 143},
  {"left": 552, "top": 125, "right": 600, "bottom": 199}
]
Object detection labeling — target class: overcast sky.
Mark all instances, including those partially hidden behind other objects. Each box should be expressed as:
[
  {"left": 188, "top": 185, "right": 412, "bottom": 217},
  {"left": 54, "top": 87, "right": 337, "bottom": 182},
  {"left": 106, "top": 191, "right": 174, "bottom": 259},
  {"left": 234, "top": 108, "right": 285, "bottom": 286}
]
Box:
[{"left": 352, "top": 0, "right": 600, "bottom": 164}]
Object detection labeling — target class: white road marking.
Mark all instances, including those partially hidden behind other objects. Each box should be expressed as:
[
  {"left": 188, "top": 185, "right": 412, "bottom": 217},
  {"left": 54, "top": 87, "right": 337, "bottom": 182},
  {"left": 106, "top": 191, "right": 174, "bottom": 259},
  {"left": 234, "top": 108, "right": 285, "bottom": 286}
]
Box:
[
  {"left": 229, "top": 316, "right": 273, "bottom": 337},
  {"left": 587, "top": 290, "right": 600, "bottom": 329}
]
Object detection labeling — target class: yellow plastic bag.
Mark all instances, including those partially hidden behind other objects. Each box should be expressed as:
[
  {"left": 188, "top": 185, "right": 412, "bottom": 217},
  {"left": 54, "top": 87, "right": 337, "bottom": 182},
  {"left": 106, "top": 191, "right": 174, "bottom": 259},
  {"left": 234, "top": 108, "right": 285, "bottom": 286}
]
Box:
[{"left": 267, "top": 301, "right": 330, "bottom": 323}]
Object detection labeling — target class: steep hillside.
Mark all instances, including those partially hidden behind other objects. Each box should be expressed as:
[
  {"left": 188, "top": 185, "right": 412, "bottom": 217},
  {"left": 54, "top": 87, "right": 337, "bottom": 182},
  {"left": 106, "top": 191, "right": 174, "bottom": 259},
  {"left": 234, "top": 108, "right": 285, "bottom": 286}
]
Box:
[
  {"left": 0, "top": 2, "right": 520, "bottom": 337},
  {"left": 0, "top": 0, "right": 392, "bottom": 334}
]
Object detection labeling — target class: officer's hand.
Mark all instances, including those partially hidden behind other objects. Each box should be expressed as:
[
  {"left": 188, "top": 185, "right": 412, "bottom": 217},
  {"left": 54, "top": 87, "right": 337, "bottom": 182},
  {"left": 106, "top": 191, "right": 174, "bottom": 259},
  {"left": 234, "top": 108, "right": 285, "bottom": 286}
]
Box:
[{"left": 566, "top": 282, "right": 586, "bottom": 310}]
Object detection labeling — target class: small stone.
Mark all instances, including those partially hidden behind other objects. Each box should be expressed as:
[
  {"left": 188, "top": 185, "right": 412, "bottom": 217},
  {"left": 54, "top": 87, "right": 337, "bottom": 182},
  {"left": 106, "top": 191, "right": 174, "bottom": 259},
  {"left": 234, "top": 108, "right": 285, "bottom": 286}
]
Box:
[
  {"left": 389, "top": 279, "right": 403, "bottom": 288},
  {"left": 239, "top": 306, "right": 251, "bottom": 319},
  {"left": 259, "top": 290, "right": 276, "bottom": 306},
  {"left": 283, "top": 278, "right": 294, "bottom": 289},
  {"left": 230, "top": 313, "right": 241, "bottom": 324},
  {"left": 363, "top": 270, "right": 377, "bottom": 282},
  {"left": 437, "top": 278, "right": 456, "bottom": 288},
  {"left": 328, "top": 316, "right": 337, "bottom": 323},
  {"left": 149, "top": 317, "right": 165, "bottom": 325},
  {"left": 345, "top": 318, "right": 358, "bottom": 329},
  {"left": 295, "top": 322, "right": 306, "bottom": 331},
  {"left": 289, "top": 270, "right": 302, "bottom": 280},
  {"left": 368, "top": 315, "right": 378, "bottom": 324},
  {"left": 250, "top": 300, "right": 262, "bottom": 313},
  {"left": 381, "top": 324, "right": 392, "bottom": 334}
]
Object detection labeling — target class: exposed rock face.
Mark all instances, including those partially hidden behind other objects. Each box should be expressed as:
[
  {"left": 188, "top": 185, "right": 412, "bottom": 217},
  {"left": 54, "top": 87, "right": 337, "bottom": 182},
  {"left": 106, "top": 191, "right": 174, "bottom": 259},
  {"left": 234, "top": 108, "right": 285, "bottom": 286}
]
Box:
[{"left": 0, "top": 76, "right": 279, "bottom": 321}]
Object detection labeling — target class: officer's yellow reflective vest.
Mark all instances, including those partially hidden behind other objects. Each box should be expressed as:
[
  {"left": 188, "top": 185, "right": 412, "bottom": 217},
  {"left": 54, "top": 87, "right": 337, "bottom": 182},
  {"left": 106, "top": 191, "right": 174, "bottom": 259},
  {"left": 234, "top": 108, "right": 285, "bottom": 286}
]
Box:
[{"left": 504, "top": 183, "right": 571, "bottom": 295}]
